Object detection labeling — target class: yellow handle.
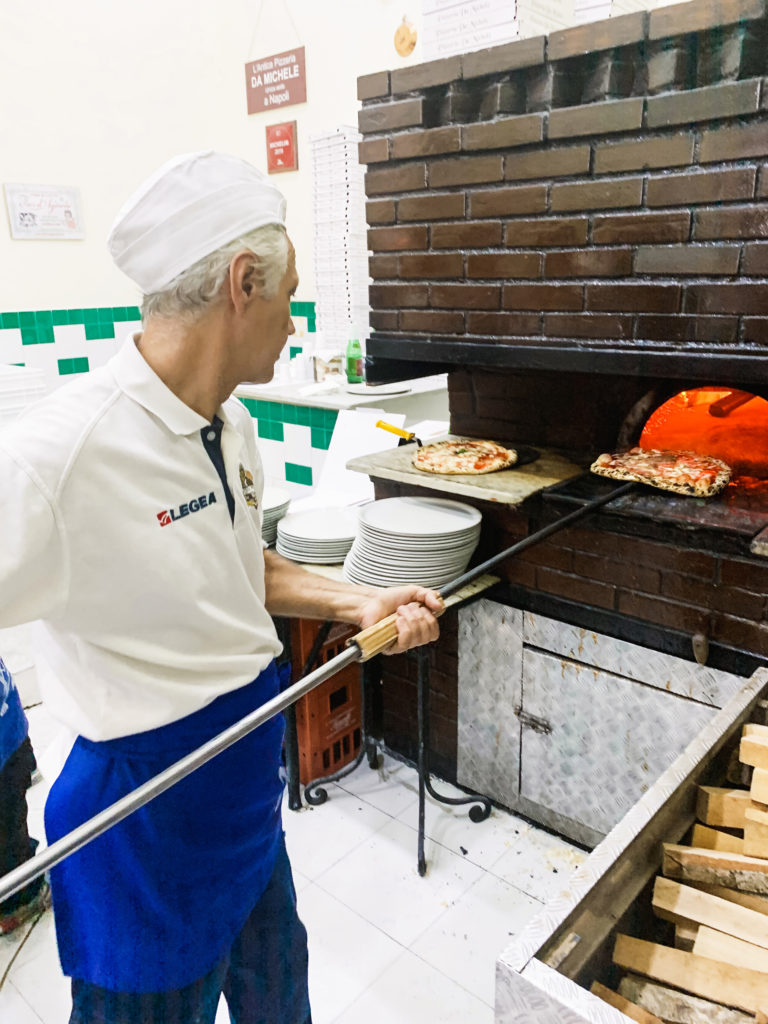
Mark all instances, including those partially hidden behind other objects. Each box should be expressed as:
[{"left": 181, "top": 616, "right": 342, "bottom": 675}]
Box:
[{"left": 375, "top": 420, "right": 414, "bottom": 442}]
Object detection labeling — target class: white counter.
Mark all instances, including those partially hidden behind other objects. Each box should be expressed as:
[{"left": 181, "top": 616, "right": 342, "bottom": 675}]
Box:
[{"left": 235, "top": 374, "right": 448, "bottom": 415}]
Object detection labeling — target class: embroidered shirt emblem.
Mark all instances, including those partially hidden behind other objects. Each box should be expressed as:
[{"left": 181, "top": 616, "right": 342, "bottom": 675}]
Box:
[{"left": 239, "top": 465, "right": 259, "bottom": 509}]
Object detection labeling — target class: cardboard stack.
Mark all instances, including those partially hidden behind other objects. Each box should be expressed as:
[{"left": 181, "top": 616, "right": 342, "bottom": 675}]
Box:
[{"left": 310, "top": 126, "right": 369, "bottom": 355}]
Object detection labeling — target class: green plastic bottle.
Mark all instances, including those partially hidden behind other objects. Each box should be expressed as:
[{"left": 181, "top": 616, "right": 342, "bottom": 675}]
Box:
[{"left": 345, "top": 338, "right": 364, "bottom": 384}]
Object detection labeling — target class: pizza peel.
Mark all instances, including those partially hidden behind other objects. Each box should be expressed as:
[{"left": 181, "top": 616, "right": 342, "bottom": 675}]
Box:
[
  {"left": 375, "top": 422, "right": 540, "bottom": 469},
  {"left": 0, "top": 479, "right": 635, "bottom": 905}
]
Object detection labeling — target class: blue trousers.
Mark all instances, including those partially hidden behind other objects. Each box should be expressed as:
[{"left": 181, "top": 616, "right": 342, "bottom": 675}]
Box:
[{"left": 69, "top": 836, "right": 311, "bottom": 1024}]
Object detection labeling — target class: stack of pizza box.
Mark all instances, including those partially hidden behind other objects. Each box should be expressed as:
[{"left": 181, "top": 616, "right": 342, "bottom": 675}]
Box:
[{"left": 591, "top": 723, "right": 768, "bottom": 1022}]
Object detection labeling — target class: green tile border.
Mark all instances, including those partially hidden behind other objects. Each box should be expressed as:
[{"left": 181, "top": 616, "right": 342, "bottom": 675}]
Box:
[
  {"left": 58, "top": 356, "right": 90, "bottom": 375},
  {"left": 285, "top": 462, "right": 313, "bottom": 486},
  {"left": 0, "top": 300, "right": 316, "bottom": 348}
]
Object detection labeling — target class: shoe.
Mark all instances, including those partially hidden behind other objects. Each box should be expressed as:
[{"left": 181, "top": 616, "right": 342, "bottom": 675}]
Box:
[{"left": 0, "top": 879, "right": 51, "bottom": 935}]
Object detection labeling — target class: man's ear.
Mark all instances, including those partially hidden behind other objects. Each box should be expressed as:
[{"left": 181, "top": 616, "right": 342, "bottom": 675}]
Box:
[{"left": 229, "top": 251, "right": 258, "bottom": 312}]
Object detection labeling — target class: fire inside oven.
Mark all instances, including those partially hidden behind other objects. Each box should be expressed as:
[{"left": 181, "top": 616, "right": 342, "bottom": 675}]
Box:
[{"left": 639, "top": 387, "right": 768, "bottom": 490}]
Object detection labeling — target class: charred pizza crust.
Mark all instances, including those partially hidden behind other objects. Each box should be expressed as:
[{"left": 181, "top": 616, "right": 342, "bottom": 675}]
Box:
[
  {"left": 590, "top": 447, "right": 731, "bottom": 497},
  {"left": 413, "top": 438, "right": 518, "bottom": 476}
]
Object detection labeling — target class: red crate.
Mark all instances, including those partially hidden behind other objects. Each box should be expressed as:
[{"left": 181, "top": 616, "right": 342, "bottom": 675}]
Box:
[{"left": 290, "top": 620, "right": 362, "bottom": 785}]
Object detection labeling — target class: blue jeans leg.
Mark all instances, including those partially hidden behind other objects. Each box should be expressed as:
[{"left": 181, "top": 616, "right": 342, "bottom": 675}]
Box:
[
  {"left": 223, "top": 836, "right": 311, "bottom": 1024},
  {"left": 69, "top": 836, "right": 311, "bottom": 1024}
]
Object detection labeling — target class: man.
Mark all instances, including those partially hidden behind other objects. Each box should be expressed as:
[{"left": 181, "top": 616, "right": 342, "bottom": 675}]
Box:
[
  {"left": 0, "top": 151, "right": 441, "bottom": 1023},
  {"left": 0, "top": 657, "right": 49, "bottom": 935}
]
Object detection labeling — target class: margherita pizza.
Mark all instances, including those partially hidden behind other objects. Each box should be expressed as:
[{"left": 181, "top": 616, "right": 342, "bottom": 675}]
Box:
[
  {"left": 590, "top": 447, "right": 731, "bottom": 497},
  {"left": 413, "top": 439, "right": 518, "bottom": 475}
]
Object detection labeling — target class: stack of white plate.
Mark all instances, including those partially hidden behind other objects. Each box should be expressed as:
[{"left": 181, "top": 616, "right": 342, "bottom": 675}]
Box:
[
  {"left": 0, "top": 363, "right": 46, "bottom": 428},
  {"left": 276, "top": 507, "right": 358, "bottom": 564},
  {"left": 343, "top": 497, "right": 481, "bottom": 589},
  {"left": 261, "top": 486, "right": 291, "bottom": 546}
]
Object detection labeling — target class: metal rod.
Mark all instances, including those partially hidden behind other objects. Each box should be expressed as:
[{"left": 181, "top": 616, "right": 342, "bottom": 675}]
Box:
[
  {"left": 0, "top": 480, "right": 633, "bottom": 904},
  {"left": 441, "top": 481, "right": 635, "bottom": 599},
  {"left": 0, "top": 645, "right": 361, "bottom": 905}
]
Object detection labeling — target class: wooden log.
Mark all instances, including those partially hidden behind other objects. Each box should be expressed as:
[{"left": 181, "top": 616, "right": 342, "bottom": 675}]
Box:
[
  {"left": 664, "top": 844, "right": 768, "bottom": 894},
  {"left": 619, "top": 973, "right": 754, "bottom": 1024},
  {"left": 613, "top": 933, "right": 768, "bottom": 1013},
  {"left": 742, "top": 736, "right": 768, "bottom": 772},
  {"left": 752, "top": 769, "right": 768, "bottom": 806},
  {"left": 693, "top": 823, "right": 745, "bottom": 854},
  {"left": 698, "top": 787, "right": 753, "bottom": 829},
  {"left": 690, "top": 882, "right": 768, "bottom": 916},
  {"left": 746, "top": 807, "right": 768, "bottom": 859},
  {"left": 675, "top": 920, "right": 698, "bottom": 950},
  {"left": 590, "top": 981, "right": 664, "bottom": 1024},
  {"left": 652, "top": 876, "right": 768, "bottom": 949},
  {"left": 693, "top": 924, "right": 768, "bottom": 974}
]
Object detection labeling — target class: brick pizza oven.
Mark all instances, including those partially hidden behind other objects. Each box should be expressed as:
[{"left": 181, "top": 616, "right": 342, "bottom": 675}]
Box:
[{"left": 353, "top": 0, "right": 768, "bottom": 840}]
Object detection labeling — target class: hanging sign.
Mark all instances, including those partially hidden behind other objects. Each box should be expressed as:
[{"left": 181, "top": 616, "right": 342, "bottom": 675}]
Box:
[
  {"left": 266, "top": 121, "right": 298, "bottom": 174},
  {"left": 4, "top": 183, "right": 84, "bottom": 240},
  {"left": 245, "top": 46, "right": 307, "bottom": 114}
]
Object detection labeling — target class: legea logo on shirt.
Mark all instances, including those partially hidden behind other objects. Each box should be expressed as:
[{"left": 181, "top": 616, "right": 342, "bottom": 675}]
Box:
[{"left": 157, "top": 491, "right": 217, "bottom": 527}]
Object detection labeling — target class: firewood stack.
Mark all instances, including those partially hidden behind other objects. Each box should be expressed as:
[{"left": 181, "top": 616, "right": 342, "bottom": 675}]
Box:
[{"left": 591, "top": 723, "right": 768, "bottom": 1023}]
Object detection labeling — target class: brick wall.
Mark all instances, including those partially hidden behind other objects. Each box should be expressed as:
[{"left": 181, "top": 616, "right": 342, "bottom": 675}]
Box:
[
  {"left": 359, "top": 0, "right": 768, "bottom": 781},
  {"left": 358, "top": 0, "right": 768, "bottom": 379}
]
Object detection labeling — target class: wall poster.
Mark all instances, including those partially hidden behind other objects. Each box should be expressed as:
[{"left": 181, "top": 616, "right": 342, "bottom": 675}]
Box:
[
  {"left": 266, "top": 121, "right": 298, "bottom": 174},
  {"left": 4, "top": 183, "right": 84, "bottom": 240}
]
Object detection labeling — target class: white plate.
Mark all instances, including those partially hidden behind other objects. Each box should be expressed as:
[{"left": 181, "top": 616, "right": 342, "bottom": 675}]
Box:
[
  {"left": 263, "top": 486, "right": 291, "bottom": 512},
  {"left": 345, "top": 383, "right": 411, "bottom": 396},
  {"left": 359, "top": 497, "right": 481, "bottom": 536},
  {"left": 277, "top": 507, "right": 358, "bottom": 542},
  {"left": 358, "top": 527, "right": 479, "bottom": 550}
]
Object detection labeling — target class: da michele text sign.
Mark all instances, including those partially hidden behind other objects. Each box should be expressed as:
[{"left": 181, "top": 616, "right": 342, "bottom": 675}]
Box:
[{"left": 245, "top": 46, "right": 307, "bottom": 114}]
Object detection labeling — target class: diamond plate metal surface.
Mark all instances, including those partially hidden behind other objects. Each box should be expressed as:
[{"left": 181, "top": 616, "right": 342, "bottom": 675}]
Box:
[
  {"left": 458, "top": 599, "right": 523, "bottom": 805},
  {"left": 495, "top": 967, "right": 594, "bottom": 1024},
  {"left": 520, "top": 649, "right": 717, "bottom": 837},
  {"left": 523, "top": 612, "right": 745, "bottom": 707}
]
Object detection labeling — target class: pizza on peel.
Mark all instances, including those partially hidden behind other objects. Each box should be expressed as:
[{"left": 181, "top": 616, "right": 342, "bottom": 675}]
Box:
[
  {"left": 413, "top": 438, "right": 518, "bottom": 476},
  {"left": 590, "top": 447, "right": 731, "bottom": 497}
]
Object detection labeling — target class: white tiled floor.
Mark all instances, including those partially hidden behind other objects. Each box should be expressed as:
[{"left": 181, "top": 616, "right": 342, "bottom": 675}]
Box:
[{"left": 1, "top": 704, "right": 588, "bottom": 1024}]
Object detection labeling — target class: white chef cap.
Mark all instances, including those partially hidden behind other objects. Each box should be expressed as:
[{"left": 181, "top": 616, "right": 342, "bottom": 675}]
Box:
[{"left": 107, "top": 151, "right": 287, "bottom": 294}]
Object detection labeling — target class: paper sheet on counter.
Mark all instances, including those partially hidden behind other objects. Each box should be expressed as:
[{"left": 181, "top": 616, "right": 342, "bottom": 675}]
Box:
[{"left": 289, "top": 408, "right": 406, "bottom": 513}]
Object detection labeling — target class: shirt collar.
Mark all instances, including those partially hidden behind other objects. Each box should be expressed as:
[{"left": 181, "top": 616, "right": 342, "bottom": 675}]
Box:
[{"left": 110, "top": 334, "right": 233, "bottom": 436}]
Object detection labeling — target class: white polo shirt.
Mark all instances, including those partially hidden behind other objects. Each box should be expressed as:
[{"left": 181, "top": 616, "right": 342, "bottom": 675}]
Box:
[{"left": 0, "top": 335, "right": 282, "bottom": 741}]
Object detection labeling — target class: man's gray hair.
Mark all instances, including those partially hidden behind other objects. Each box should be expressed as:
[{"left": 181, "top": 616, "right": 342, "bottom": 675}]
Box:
[{"left": 141, "top": 223, "right": 289, "bottom": 322}]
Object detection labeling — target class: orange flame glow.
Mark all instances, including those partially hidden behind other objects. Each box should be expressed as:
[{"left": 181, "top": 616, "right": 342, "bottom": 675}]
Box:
[{"left": 640, "top": 388, "right": 768, "bottom": 481}]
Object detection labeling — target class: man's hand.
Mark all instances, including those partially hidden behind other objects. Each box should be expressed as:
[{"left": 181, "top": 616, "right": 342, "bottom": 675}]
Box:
[{"left": 356, "top": 585, "right": 443, "bottom": 655}]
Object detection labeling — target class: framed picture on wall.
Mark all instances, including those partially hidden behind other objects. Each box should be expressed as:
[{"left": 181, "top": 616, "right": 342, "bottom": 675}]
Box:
[
  {"left": 4, "top": 183, "right": 85, "bottom": 240},
  {"left": 266, "top": 121, "right": 298, "bottom": 174}
]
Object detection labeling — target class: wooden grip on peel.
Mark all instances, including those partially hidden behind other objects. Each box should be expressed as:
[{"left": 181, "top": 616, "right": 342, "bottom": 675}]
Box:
[
  {"left": 347, "top": 576, "right": 499, "bottom": 662},
  {"left": 350, "top": 598, "right": 446, "bottom": 661}
]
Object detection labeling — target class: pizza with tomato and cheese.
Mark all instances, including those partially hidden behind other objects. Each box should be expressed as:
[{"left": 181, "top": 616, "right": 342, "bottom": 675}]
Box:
[
  {"left": 590, "top": 447, "right": 731, "bottom": 497},
  {"left": 412, "top": 439, "right": 518, "bottom": 475}
]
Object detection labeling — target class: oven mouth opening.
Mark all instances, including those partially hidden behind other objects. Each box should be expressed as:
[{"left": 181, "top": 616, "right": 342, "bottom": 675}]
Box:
[{"left": 638, "top": 386, "right": 768, "bottom": 490}]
